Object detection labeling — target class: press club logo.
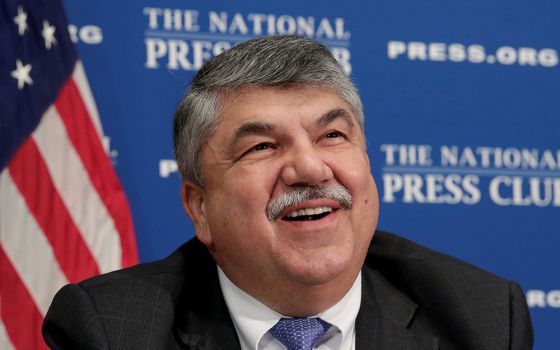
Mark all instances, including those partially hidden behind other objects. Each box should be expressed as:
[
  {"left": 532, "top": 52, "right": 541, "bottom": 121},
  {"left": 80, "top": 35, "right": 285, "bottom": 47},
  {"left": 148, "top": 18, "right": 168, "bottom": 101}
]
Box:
[
  {"left": 142, "top": 7, "right": 354, "bottom": 74},
  {"left": 381, "top": 144, "right": 560, "bottom": 207}
]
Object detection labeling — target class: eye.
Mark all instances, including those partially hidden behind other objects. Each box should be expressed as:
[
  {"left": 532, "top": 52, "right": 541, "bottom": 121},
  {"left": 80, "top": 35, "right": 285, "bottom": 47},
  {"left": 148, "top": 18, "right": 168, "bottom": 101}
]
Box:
[
  {"left": 325, "top": 131, "right": 343, "bottom": 138},
  {"left": 239, "top": 142, "right": 276, "bottom": 159},
  {"left": 319, "top": 130, "right": 347, "bottom": 145},
  {"left": 251, "top": 143, "right": 272, "bottom": 152}
]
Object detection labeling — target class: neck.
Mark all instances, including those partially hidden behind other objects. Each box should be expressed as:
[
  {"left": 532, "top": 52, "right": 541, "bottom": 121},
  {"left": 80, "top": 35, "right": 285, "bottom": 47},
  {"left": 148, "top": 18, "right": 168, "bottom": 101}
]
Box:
[
  {"left": 264, "top": 275, "right": 359, "bottom": 317},
  {"left": 221, "top": 264, "right": 362, "bottom": 317}
]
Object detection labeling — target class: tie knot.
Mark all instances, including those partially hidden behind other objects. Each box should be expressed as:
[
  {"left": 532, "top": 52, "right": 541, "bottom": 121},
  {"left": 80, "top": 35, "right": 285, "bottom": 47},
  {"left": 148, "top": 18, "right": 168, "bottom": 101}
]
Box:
[{"left": 269, "top": 317, "right": 331, "bottom": 350}]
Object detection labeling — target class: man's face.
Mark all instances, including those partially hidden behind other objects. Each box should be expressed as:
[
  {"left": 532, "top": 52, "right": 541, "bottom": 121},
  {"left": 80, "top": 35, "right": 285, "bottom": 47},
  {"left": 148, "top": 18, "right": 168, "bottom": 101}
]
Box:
[{"left": 183, "top": 85, "right": 379, "bottom": 302}]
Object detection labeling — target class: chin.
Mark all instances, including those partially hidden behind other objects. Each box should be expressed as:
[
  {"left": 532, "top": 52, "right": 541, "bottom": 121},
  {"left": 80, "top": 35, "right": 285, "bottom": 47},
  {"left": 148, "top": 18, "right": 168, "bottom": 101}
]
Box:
[{"left": 280, "top": 247, "right": 357, "bottom": 286}]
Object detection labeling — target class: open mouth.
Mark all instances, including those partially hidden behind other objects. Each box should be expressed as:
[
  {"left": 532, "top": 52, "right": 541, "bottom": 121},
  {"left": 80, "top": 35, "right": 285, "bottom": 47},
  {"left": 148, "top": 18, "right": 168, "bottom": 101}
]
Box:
[{"left": 282, "top": 207, "right": 334, "bottom": 221}]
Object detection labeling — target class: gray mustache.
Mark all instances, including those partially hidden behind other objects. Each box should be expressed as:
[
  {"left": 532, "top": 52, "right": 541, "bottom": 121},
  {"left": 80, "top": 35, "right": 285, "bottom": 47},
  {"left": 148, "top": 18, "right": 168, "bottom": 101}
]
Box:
[{"left": 266, "top": 185, "right": 353, "bottom": 220}]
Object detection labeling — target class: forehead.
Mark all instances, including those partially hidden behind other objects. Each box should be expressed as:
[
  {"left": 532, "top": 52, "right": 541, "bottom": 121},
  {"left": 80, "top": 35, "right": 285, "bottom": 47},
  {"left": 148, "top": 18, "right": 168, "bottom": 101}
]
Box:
[{"left": 216, "top": 85, "right": 356, "bottom": 128}]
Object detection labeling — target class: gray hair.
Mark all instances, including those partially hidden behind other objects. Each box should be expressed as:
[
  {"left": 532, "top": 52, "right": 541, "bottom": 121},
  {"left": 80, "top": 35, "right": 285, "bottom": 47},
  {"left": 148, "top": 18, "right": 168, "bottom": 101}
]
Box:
[{"left": 173, "top": 35, "right": 364, "bottom": 186}]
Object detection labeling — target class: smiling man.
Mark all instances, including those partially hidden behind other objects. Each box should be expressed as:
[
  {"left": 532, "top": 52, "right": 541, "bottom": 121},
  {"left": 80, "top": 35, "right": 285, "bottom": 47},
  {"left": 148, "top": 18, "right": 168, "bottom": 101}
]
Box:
[{"left": 43, "top": 35, "right": 533, "bottom": 350}]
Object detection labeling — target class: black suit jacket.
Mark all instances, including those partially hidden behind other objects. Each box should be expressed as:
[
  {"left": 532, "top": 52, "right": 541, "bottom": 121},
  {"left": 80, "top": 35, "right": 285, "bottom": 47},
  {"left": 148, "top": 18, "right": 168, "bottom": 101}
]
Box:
[{"left": 42, "top": 231, "right": 533, "bottom": 349}]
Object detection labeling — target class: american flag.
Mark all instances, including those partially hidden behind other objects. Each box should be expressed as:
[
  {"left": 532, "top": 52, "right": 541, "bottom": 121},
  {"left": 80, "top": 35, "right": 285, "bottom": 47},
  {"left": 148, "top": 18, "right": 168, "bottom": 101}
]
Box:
[{"left": 0, "top": 0, "right": 139, "bottom": 348}]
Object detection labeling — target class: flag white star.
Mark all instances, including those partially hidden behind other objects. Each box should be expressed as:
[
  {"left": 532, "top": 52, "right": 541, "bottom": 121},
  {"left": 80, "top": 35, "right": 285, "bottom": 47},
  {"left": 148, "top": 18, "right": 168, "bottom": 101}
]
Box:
[
  {"left": 13, "top": 6, "right": 28, "bottom": 36},
  {"left": 42, "top": 20, "right": 57, "bottom": 49},
  {"left": 11, "top": 59, "right": 33, "bottom": 90}
]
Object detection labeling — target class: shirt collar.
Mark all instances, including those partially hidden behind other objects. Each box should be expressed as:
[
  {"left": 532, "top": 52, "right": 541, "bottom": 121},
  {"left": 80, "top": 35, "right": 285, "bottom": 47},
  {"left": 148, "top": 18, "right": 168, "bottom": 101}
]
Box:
[
  {"left": 218, "top": 267, "right": 362, "bottom": 350},
  {"left": 319, "top": 272, "right": 361, "bottom": 348}
]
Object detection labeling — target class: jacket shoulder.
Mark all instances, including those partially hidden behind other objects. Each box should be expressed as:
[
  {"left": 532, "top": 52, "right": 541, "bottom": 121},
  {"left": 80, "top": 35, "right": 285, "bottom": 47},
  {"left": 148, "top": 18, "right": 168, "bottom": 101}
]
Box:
[
  {"left": 366, "top": 231, "right": 533, "bottom": 349},
  {"left": 43, "top": 238, "right": 215, "bottom": 349},
  {"left": 79, "top": 237, "right": 207, "bottom": 287},
  {"left": 368, "top": 230, "right": 507, "bottom": 287}
]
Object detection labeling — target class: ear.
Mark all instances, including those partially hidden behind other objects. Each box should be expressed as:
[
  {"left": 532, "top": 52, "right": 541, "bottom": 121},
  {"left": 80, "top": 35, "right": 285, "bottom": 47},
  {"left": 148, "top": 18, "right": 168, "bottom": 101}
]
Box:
[{"left": 181, "top": 181, "right": 213, "bottom": 246}]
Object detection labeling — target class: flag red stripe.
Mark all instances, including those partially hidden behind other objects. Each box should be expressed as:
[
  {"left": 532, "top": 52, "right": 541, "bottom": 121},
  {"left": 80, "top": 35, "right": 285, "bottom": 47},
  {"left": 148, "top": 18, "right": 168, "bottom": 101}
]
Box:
[
  {"left": 0, "top": 247, "right": 49, "bottom": 350},
  {"left": 55, "top": 78, "right": 139, "bottom": 267},
  {"left": 8, "top": 138, "right": 100, "bottom": 282}
]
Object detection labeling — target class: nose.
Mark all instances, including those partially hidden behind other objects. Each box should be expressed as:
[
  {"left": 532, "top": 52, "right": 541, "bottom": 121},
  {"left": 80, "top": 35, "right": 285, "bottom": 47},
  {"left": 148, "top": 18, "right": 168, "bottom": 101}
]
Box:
[{"left": 280, "top": 142, "right": 333, "bottom": 186}]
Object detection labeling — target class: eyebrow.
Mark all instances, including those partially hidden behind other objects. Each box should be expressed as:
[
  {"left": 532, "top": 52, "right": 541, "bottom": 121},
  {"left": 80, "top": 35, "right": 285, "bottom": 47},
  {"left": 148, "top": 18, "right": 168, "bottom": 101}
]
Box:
[
  {"left": 234, "top": 121, "right": 276, "bottom": 137},
  {"left": 318, "top": 108, "right": 356, "bottom": 129},
  {"left": 228, "top": 108, "right": 356, "bottom": 150},
  {"left": 229, "top": 121, "right": 276, "bottom": 149}
]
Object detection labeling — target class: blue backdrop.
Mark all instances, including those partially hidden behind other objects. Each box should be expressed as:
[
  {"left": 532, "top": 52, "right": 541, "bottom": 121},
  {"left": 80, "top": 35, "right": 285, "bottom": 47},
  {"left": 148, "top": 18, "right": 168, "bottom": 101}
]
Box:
[{"left": 62, "top": 1, "right": 559, "bottom": 348}]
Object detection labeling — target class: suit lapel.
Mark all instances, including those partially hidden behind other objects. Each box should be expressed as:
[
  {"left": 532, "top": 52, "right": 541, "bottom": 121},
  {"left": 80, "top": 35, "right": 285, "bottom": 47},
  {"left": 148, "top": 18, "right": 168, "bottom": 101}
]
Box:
[
  {"left": 171, "top": 240, "right": 241, "bottom": 350},
  {"left": 170, "top": 234, "right": 440, "bottom": 350},
  {"left": 356, "top": 264, "right": 439, "bottom": 350}
]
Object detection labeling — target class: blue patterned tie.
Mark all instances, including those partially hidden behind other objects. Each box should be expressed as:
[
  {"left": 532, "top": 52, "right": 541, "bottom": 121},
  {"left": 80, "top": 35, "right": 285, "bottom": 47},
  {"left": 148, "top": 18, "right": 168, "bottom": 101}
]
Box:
[{"left": 269, "top": 317, "right": 331, "bottom": 350}]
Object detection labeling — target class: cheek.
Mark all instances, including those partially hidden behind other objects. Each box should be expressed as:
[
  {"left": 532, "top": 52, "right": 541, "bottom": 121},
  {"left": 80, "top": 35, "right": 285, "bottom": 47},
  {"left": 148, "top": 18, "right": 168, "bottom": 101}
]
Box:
[
  {"left": 228, "top": 162, "right": 280, "bottom": 200},
  {"left": 329, "top": 153, "right": 379, "bottom": 220},
  {"left": 206, "top": 167, "right": 276, "bottom": 231},
  {"left": 330, "top": 152, "right": 372, "bottom": 189}
]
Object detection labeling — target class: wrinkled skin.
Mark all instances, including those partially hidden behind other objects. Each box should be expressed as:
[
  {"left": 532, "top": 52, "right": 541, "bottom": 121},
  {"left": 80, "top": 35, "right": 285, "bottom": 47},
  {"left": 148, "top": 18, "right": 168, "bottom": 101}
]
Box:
[{"left": 182, "top": 85, "right": 379, "bottom": 316}]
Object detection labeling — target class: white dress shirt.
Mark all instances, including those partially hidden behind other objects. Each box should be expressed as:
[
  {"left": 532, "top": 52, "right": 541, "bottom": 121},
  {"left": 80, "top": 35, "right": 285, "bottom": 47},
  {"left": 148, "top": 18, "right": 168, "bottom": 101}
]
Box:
[{"left": 218, "top": 267, "right": 361, "bottom": 350}]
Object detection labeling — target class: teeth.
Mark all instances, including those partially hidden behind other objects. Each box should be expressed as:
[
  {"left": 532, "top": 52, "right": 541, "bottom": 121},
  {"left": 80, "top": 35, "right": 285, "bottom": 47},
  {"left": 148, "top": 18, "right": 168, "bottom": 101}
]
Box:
[{"left": 287, "top": 206, "right": 333, "bottom": 218}]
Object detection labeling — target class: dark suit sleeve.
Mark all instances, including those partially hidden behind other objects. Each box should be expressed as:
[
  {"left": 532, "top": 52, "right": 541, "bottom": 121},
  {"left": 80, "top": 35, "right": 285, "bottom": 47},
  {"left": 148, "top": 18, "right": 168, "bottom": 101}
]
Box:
[
  {"left": 42, "top": 284, "right": 110, "bottom": 350},
  {"left": 509, "top": 281, "right": 534, "bottom": 350}
]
